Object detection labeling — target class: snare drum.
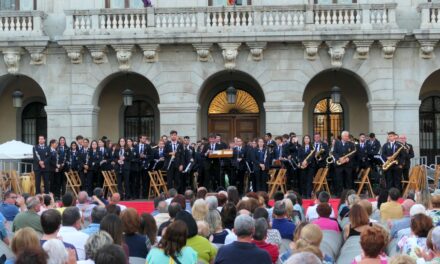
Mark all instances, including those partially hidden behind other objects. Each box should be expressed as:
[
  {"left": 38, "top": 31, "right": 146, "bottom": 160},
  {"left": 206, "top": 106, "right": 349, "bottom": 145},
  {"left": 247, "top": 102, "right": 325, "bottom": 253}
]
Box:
[{"left": 20, "top": 176, "right": 32, "bottom": 194}]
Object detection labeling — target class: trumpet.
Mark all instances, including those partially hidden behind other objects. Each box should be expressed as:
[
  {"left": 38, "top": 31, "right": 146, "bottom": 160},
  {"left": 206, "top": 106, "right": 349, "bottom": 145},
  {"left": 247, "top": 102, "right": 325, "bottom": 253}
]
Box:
[
  {"left": 336, "top": 149, "right": 357, "bottom": 166},
  {"left": 300, "top": 149, "right": 316, "bottom": 169},
  {"left": 382, "top": 145, "right": 404, "bottom": 171}
]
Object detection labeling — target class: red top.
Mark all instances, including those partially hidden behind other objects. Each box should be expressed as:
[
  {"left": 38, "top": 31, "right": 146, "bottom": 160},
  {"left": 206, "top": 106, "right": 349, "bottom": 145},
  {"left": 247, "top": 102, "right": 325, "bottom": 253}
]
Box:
[{"left": 252, "top": 240, "right": 279, "bottom": 264}]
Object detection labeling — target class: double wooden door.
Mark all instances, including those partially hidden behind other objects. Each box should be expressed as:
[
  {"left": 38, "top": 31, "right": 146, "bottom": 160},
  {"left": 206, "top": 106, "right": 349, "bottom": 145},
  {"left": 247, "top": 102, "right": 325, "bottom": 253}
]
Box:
[{"left": 208, "top": 114, "right": 259, "bottom": 143}]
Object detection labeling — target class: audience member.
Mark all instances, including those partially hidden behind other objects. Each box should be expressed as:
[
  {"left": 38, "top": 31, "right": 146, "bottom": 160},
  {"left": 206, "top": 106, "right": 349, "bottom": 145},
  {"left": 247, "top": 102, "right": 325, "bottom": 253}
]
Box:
[
  {"left": 344, "top": 204, "right": 372, "bottom": 240},
  {"left": 192, "top": 199, "right": 209, "bottom": 222},
  {"left": 253, "top": 207, "right": 282, "bottom": 248},
  {"left": 351, "top": 226, "right": 388, "bottom": 264},
  {"left": 99, "top": 214, "right": 129, "bottom": 261},
  {"left": 153, "top": 201, "right": 169, "bottom": 228},
  {"left": 312, "top": 203, "right": 340, "bottom": 233},
  {"left": 380, "top": 188, "right": 403, "bottom": 221},
  {"left": 7, "top": 227, "right": 41, "bottom": 264},
  {"left": 58, "top": 207, "right": 90, "bottom": 260},
  {"left": 251, "top": 218, "right": 279, "bottom": 263},
  {"left": 58, "top": 192, "right": 75, "bottom": 214},
  {"left": 157, "top": 202, "right": 181, "bottom": 236},
  {"left": 12, "top": 196, "right": 43, "bottom": 233},
  {"left": 0, "top": 191, "right": 24, "bottom": 222},
  {"left": 306, "top": 191, "right": 335, "bottom": 222},
  {"left": 120, "top": 208, "right": 148, "bottom": 258},
  {"left": 82, "top": 206, "right": 107, "bottom": 235},
  {"left": 389, "top": 199, "right": 415, "bottom": 238},
  {"left": 79, "top": 231, "right": 113, "bottom": 264},
  {"left": 95, "top": 244, "right": 126, "bottom": 264},
  {"left": 398, "top": 213, "right": 433, "bottom": 260},
  {"left": 272, "top": 201, "right": 296, "bottom": 240},
  {"left": 285, "top": 252, "right": 321, "bottom": 264},
  {"left": 108, "top": 193, "right": 127, "bottom": 212},
  {"left": 15, "top": 248, "right": 48, "bottom": 264},
  {"left": 139, "top": 213, "right": 157, "bottom": 247}
]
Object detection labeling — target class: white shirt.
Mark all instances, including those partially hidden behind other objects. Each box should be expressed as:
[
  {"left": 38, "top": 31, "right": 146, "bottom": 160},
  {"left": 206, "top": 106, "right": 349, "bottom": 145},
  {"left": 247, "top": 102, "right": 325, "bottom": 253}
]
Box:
[
  {"left": 306, "top": 204, "right": 335, "bottom": 222},
  {"left": 116, "top": 204, "right": 127, "bottom": 212},
  {"left": 58, "top": 226, "right": 89, "bottom": 260}
]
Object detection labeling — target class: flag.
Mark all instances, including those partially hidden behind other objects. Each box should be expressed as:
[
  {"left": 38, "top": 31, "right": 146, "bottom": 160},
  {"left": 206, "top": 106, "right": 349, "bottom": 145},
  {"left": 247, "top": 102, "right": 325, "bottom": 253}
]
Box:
[{"left": 227, "top": 0, "right": 236, "bottom": 6}]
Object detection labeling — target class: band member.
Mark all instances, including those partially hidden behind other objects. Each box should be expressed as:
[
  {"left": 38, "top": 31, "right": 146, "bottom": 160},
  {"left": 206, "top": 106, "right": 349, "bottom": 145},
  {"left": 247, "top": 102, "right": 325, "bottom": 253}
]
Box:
[
  {"left": 399, "top": 134, "right": 414, "bottom": 181},
  {"left": 251, "top": 138, "right": 270, "bottom": 192},
  {"left": 97, "top": 139, "right": 109, "bottom": 187},
  {"left": 109, "top": 144, "right": 119, "bottom": 171},
  {"left": 67, "top": 141, "right": 80, "bottom": 172},
  {"left": 356, "top": 133, "right": 370, "bottom": 170},
  {"left": 151, "top": 140, "right": 166, "bottom": 171},
  {"left": 232, "top": 137, "right": 247, "bottom": 193},
  {"left": 202, "top": 134, "right": 223, "bottom": 191},
  {"left": 313, "top": 132, "right": 329, "bottom": 169},
  {"left": 164, "top": 130, "right": 184, "bottom": 192},
  {"left": 137, "top": 135, "right": 153, "bottom": 199},
  {"left": 53, "top": 136, "right": 69, "bottom": 199},
  {"left": 367, "top": 132, "right": 381, "bottom": 163},
  {"left": 272, "top": 136, "right": 287, "bottom": 166},
  {"left": 127, "top": 138, "right": 140, "bottom": 198},
  {"left": 182, "top": 136, "right": 195, "bottom": 192},
  {"left": 85, "top": 140, "right": 101, "bottom": 196},
  {"left": 333, "top": 131, "right": 357, "bottom": 196},
  {"left": 286, "top": 134, "right": 301, "bottom": 189},
  {"left": 381, "top": 131, "right": 405, "bottom": 190},
  {"left": 298, "top": 135, "right": 315, "bottom": 199},
  {"left": 78, "top": 138, "right": 90, "bottom": 191},
  {"left": 76, "top": 135, "right": 84, "bottom": 152},
  {"left": 116, "top": 138, "right": 132, "bottom": 200},
  {"left": 265, "top": 133, "right": 274, "bottom": 146},
  {"left": 33, "top": 135, "right": 50, "bottom": 194},
  {"left": 216, "top": 134, "right": 228, "bottom": 150},
  {"left": 47, "top": 139, "right": 58, "bottom": 195}
]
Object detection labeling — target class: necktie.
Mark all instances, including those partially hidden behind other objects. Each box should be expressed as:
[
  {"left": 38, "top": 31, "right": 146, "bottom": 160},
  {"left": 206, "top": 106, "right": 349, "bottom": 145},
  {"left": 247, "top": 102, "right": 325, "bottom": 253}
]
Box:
[
  {"left": 140, "top": 144, "right": 144, "bottom": 154},
  {"left": 211, "top": 144, "right": 215, "bottom": 150},
  {"left": 306, "top": 146, "right": 309, "bottom": 153},
  {"left": 315, "top": 144, "right": 318, "bottom": 151},
  {"left": 238, "top": 147, "right": 241, "bottom": 152},
  {"left": 391, "top": 143, "right": 394, "bottom": 153},
  {"left": 160, "top": 149, "right": 163, "bottom": 157},
  {"left": 173, "top": 144, "right": 176, "bottom": 152}
]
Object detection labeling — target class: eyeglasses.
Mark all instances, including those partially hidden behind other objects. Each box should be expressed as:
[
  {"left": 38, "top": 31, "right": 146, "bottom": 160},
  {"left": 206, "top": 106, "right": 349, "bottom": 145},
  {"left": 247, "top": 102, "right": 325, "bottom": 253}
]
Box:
[{"left": 10, "top": 196, "right": 17, "bottom": 199}]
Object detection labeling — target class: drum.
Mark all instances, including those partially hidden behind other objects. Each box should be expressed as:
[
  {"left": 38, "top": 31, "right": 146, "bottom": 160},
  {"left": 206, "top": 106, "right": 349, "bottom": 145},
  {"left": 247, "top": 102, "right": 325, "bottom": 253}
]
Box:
[{"left": 20, "top": 176, "right": 32, "bottom": 194}]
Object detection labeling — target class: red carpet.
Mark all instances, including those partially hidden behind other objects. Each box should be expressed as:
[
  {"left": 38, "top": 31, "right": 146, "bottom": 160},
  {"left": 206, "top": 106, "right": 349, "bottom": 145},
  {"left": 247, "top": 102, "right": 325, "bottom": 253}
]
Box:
[{"left": 119, "top": 198, "right": 348, "bottom": 214}]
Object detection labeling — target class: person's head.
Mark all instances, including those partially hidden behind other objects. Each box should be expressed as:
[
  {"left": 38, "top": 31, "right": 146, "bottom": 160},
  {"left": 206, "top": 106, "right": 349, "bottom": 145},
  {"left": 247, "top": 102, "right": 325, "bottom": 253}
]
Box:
[
  {"left": 227, "top": 186, "right": 240, "bottom": 205},
  {"left": 341, "top": 131, "right": 349, "bottom": 141},
  {"left": 401, "top": 199, "right": 415, "bottom": 216},
  {"left": 3, "top": 191, "right": 17, "bottom": 205},
  {"left": 120, "top": 208, "right": 140, "bottom": 235},
  {"left": 286, "top": 252, "right": 321, "bottom": 264},
  {"left": 91, "top": 206, "right": 107, "bottom": 224},
  {"left": 377, "top": 189, "right": 389, "bottom": 209},
  {"left": 316, "top": 203, "right": 332, "bottom": 218},
  {"left": 358, "top": 199, "right": 373, "bottom": 216},
  {"left": 389, "top": 255, "right": 417, "bottom": 264},
  {"left": 16, "top": 248, "right": 48, "bottom": 264},
  {"left": 84, "top": 231, "right": 114, "bottom": 261},
  {"left": 432, "top": 194, "right": 440, "bottom": 209},
  {"left": 206, "top": 208, "right": 222, "bottom": 234},
  {"left": 205, "top": 196, "right": 218, "bottom": 211},
  {"left": 388, "top": 131, "right": 396, "bottom": 142},
  {"left": 83, "top": 138, "right": 90, "bottom": 148},
  {"left": 196, "top": 187, "right": 208, "bottom": 200},
  {"left": 347, "top": 194, "right": 360, "bottom": 208},
  {"left": 106, "top": 204, "right": 121, "bottom": 216},
  {"left": 217, "top": 192, "right": 227, "bottom": 207},
  {"left": 174, "top": 210, "right": 198, "bottom": 238},
  {"left": 41, "top": 209, "right": 62, "bottom": 235},
  {"left": 197, "top": 220, "right": 210, "bottom": 238},
  {"left": 100, "top": 214, "right": 124, "bottom": 245},
  {"left": 78, "top": 191, "right": 89, "bottom": 204},
  {"left": 360, "top": 226, "right": 387, "bottom": 258},
  {"left": 220, "top": 202, "right": 237, "bottom": 228},
  {"left": 253, "top": 207, "right": 269, "bottom": 222},
  {"left": 95, "top": 244, "right": 126, "bottom": 264},
  {"left": 359, "top": 133, "right": 366, "bottom": 143},
  {"left": 170, "top": 194, "right": 185, "bottom": 210},
  {"left": 42, "top": 239, "right": 68, "bottom": 264},
  {"left": 26, "top": 196, "right": 41, "bottom": 213},
  {"left": 43, "top": 194, "right": 52, "bottom": 207},
  {"left": 62, "top": 192, "right": 74, "bottom": 207},
  {"left": 317, "top": 191, "right": 330, "bottom": 203},
  {"left": 184, "top": 190, "right": 194, "bottom": 202},
  {"left": 431, "top": 226, "right": 440, "bottom": 253},
  {"left": 169, "top": 130, "right": 178, "bottom": 141},
  {"left": 297, "top": 224, "right": 323, "bottom": 247},
  {"left": 253, "top": 218, "right": 268, "bottom": 241},
  {"left": 234, "top": 214, "right": 255, "bottom": 239},
  {"left": 388, "top": 188, "right": 400, "bottom": 201},
  {"left": 11, "top": 227, "right": 41, "bottom": 255},
  {"left": 62, "top": 207, "right": 81, "bottom": 229},
  {"left": 411, "top": 213, "right": 433, "bottom": 237},
  {"left": 338, "top": 189, "right": 356, "bottom": 209},
  {"left": 110, "top": 193, "right": 122, "bottom": 204},
  {"left": 273, "top": 201, "right": 287, "bottom": 218},
  {"left": 168, "top": 202, "right": 182, "bottom": 219},
  {"left": 192, "top": 199, "right": 209, "bottom": 222},
  {"left": 273, "top": 191, "right": 285, "bottom": 202},
  {"left": 38, "top": 135, "right": 46, "bottom": 145},
  {"left": 139, "top": 213, "right": 157, "bottom": 244},
  {"left": 157, "top": 200, "right": 168, "bottom": 213},
  {"left": 349, "top": 204, "right": 370, "bottom": 228},
  {"left": 158, "top": 220, "right": 188, "bottom": 258}
]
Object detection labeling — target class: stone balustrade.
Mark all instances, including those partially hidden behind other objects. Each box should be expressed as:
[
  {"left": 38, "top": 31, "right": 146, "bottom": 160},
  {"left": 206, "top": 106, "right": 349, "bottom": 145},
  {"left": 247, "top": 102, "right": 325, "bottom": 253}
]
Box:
[
  {"left": 63, "top": 3, "right": 398, "bottom": 36},
  {"left": 0, "top": 11, "right": 46, "bottom": 36},
  {"left": 419, "top": 3, "right": 440, "bottom": 29}
]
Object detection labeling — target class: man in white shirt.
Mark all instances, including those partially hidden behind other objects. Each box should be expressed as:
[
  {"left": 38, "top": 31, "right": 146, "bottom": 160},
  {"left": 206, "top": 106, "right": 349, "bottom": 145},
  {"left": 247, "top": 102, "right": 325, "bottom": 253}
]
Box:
[
  {"left": 58, "top": 207, "right": 89, "bottom": 260},
  {"left": 109, "top": 193, "right": 127, "bottom": 211},
  {"left": 306, "top": 191, "right": 335, "bottom": 222}
]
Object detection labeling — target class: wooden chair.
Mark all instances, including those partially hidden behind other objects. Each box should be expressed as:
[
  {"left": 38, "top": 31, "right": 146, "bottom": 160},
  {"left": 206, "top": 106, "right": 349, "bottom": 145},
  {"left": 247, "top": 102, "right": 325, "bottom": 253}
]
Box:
[
  {"left": 102, "top": 170, "right": 118, "bottom": 195},
  {"left": 313, "top": 167, "right": 330, "bottom": 195},
  {"left": 355, "top": 167, "right": 373, "bottom": 197},
  {"left": 9, "top": 171, "right": 22, "bottom": 194},
  {"left": 268, "top": 168, "right": 287, "bottom": 198},
  {"left": 148, "top": 171, "right": 168, "bottom": 199},
  {"left": 266, "top": 169, "right": 277, "bottom": 190},
  {"left": 433, "top": 165, "right": 440, "bottom": 190},
  {"left": 158, "top": 170, "right": 169, "bottom": 194},
  {"left": 65, "top": 170, "right": 81, "bottom": 197},
  {"left": 403, "top": 166, "right": 423, "bottom": 197}
]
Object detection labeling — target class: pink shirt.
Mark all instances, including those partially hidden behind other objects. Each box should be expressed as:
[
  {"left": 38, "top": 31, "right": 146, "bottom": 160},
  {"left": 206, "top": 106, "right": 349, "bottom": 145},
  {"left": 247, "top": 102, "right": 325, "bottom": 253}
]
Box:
[{"left": 312, "top": 217, "right": 340, "bottom": 233}]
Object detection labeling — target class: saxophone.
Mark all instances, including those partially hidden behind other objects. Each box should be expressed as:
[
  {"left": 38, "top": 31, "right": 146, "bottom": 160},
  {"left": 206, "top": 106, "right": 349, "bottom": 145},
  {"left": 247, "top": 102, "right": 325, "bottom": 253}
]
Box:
[
  {"left": 336, "top": 149, "right": 357, "bottom": 166},
  {"left": 382, "top": 145, "right": 404, "bottom": 171},
  {"left": 300, "top": 148, "right": 316, "bottom": 169},
  {"left": 315, "top": 148, "right": 325, "bottom": 162}
]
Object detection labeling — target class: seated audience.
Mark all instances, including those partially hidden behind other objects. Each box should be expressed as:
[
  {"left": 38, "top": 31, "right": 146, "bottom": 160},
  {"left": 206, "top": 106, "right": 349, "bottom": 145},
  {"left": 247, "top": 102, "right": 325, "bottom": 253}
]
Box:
[
  {"left": 351, "top": 226, "right": 388, "bottom": 264},
  {"left": 398, "top": 213, "right": 433, "bottom": 260},
  {"left": 272, "top": 201, "right": 296, "bottom": 240},
  {"left": 0, "top": 191, "right": 24, "bottom": 222},
  {"left": 58, "top": 193, "right": 75, "bottom": 214},
  {"left": 344, "top": 204, "right": 372, "bottom": 240},
  {"left": 389, "top": 199, "right": 415, "bottom": 239},
  {"left": 253, "top": 207, "right": 282, "bottom": 248},
  {"left": 94, "top": 244, "right": 126, "bottom": 264},
  {"left": 206, "top": 208, "right": 228, "bottom": 244},
  {"left": 7, "top": 227, "right": 41, "bottom": 264},
  {"left": 429, "top": 194, "right": 440, "bottom": 226},
  {"left": 58, "top": 207, "right": 90, "bottom": 260},
  {"left": 153, "top": 201, "right": 169, "bottom": 228},
  {"left": 139, "top": 213, "right": 158, "bottom": 248},
  {"left": 157, "top": 202, "right": 181, "bottom": 236},
  {"left": 192, "top": 199, "right": 209, "bottom": 222},
  {"left": 120, "top": 208, "right": 148, "bottom": 258},
  {"left": 380, "top": 188, "right": 403, "bottom": 221},
  {"left": 78, "top": 231, "right": 114, "bottom": 264},
  {"left": 12, "top": 196, "right": 43, "bottom": 234},
  {"left": 306, "top": 191, "right": 335, "bottom": 222},
  {"left": 42, "top": 239, "right": 73, "bottom": 264},
  {"left": 312, "top": 203, "right": 340, "bottom": 233},
  {"left": 108, "top": 193, "right": 126, "bottom": 212},
  {"left": 15, "top": 248, "right": 48, "bottom": 264},
  {"left": 251, "top": 218, "right": 279, "bottom": 264},
  {"left": 99, "top": 214, "right": 129, "bottom": 261}
]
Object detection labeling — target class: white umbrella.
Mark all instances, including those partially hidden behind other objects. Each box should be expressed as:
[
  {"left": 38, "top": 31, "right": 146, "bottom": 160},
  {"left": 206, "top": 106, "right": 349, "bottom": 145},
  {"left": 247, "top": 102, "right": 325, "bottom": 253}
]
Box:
[{"left": 0, "top": 140, "right": 34, "bottom": 160}]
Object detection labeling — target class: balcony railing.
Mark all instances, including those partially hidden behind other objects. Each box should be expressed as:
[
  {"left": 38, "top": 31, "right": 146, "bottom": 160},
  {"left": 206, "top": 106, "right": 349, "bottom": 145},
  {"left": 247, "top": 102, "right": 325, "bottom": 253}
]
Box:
[
  {"left": 63, "top": 4, "right": 398, "bottom": 36},
  {"left": 0, "top": 11, "right": 46, "bottom": 36},
  {"left": 419, "top": 3, "right": 440, "bottom": 29}
]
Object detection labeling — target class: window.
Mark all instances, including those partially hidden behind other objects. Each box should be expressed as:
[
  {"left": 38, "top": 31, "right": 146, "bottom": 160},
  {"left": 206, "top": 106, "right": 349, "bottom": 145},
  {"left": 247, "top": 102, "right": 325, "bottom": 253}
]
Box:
[
  {"left": 313, "top": 98, "right": 344, "bottom": 142},
  {"left": 420, "top": 96, "right": 440, "bottom": 164},
  {"left": 105, "top": 0, "right": 145, "bottom": 8},
  {"left": 124, "top": 100, "right": 155, "bottom": 141},
  {"left": 209, "top": 0, "right": 252, "bottom": 6},
  {"left": 22, "top": 102, "right": 47, "bottom": 145},
  {"left": 0, "top": 0, "right": 36, "bottom": 10}
]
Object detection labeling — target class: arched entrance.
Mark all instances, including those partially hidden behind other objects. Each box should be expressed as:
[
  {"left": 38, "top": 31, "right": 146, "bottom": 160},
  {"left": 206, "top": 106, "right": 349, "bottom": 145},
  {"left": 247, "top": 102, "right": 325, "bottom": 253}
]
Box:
[
  {"left": 419, "top": 69, "right": 440, "bottom": 164},
  {"left": 96, "top": 72, "right": 159, "bottom": 143},
  {"left": 303, "top": 69, "right": 369, "bottom": 141},
  {"left": 199, "top": 70, "right": 265, "bottom": 142},
  {"left": 208, "top": 89, "right": 260, "bottom": 142},
  {"left": 0, "top": 74, "right": 46, "bottom": 144}
]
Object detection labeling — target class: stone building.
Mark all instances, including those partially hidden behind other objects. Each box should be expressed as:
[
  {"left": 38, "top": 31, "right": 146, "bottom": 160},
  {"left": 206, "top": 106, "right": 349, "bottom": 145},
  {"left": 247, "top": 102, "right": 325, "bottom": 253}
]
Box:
[{"left": 0, "top": 0, "right": 439, "bottom": 162}]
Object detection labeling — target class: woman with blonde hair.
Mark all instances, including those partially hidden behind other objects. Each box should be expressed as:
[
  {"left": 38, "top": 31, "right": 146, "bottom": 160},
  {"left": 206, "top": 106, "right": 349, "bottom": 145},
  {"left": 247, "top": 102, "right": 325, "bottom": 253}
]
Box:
[
  {"left": 192, "top": 199, "right": 209, "bottom": 222},
  {"left": 6, "top": 227, "right": 41, "bottom": 264}
]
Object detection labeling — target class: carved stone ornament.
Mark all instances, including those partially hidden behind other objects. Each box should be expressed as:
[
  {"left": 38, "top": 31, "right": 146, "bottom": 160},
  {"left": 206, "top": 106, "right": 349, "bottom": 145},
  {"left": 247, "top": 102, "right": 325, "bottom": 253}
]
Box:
[
  {"left": 192, "top": 43, "right": 212, "bottom": 62},
  {"left": 2, "top": 48, "right": 22, "bottom": 74},
  {"left": 64, "top": 46, "right": 84, "bottom": 64},
  {"left": 25, "top": 46, "right": 47, "bottom": 65},
  {"left": 353, "top": 40, "right": 373, "bottom": 60},
  {"left": 246, "top": 42, "right": 267, "bottom": 61},
  {"left": 379, "top": 40, "right": 399, "bottom": 59},
  {"left": 302, "top": 41, "right": 321, "bottom": 61},
  {"left": 113, "top": 45, "right": 133, "bottom": 71},
  {"left": 219, "top": 43, "right": 241, "bottom": 70},
  {"left": 87, "top": 45, "right": 108, "bottom": 64},
  {"left": 139, "top": 44, "right": 160, "bottom": 63},
  {"left": 327, "top": 41, "right": 349, "bottom": 67},
  {"left": 418, "top": 40, "right": 438, "bottom": 59}
]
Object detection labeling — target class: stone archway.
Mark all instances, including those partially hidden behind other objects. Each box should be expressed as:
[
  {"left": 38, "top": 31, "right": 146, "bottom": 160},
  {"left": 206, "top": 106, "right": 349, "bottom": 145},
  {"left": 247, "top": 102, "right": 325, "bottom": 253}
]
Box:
[
  {"left": 199, "top": 70, "right": 266, "bottom": 141},
  {"left": 96, "top": 72, "right": 160, "bottom": 143}
]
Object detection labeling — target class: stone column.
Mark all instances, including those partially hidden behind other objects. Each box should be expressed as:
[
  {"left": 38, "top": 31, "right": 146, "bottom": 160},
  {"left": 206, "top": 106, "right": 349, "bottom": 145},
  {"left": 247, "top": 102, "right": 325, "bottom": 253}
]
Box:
[
  {"left": 367, "top": 100, "right": 396, "bottom": 144},
  {"left": 264, "top": 101, "right": 304, "bottom": 137},
  {"left": 158, "top": 103, "right": 200, "bottom": 139},
  {"left": 395, "top": 101, "right": 421, "bottom": 157},
  {"left": 45, "top": 106, "right": 72, "bottom": 142},
  {"left": 68, "top": 105, "right": 100, "bottom": 141}
]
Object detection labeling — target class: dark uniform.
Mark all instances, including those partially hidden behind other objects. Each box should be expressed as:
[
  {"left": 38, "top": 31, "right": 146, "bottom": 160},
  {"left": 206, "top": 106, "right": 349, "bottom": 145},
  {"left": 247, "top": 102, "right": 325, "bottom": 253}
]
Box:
[
  {"left": 381, "top": 141, "right": 405, "bottom": 190},
  {"left": 201, "top": 142, "right": 224, "bottom": 191},
  {"left": 116, "top": 147, "right": 132, "bottom": 199},
  {"left": 164, "top": 141, "right": 184, "bottom": 192},
  {"left": 53, "top": 145, "right": 69, "bottom": 198},
  {"left": 33, "top": 144, "right": 50, "bottom": 194},
  {"left": 402, "top": 143, "right": 415, "bottom": 181},
  {"left": 298, "top": 144, "right": 316, "bottom": 198},
  {"left": 333, "top": 140, "right": 357, "bottom": 196}
]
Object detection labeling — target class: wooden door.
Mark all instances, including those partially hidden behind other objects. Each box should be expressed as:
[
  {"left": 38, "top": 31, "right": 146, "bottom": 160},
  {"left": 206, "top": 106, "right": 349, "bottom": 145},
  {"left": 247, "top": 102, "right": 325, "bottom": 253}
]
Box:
[{"left": 208, "top": 115, "right": 259, "bottom": 143}]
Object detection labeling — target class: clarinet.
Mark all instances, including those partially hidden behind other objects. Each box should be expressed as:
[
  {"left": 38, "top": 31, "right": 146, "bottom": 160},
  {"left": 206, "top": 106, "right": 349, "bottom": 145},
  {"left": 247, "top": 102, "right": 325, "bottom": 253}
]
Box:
[
  {"left": 84, "top": 151, "right": 89, "bottom": 174},
  {"left": 55, "top": 150, "right": 60, "bottom": 172}
]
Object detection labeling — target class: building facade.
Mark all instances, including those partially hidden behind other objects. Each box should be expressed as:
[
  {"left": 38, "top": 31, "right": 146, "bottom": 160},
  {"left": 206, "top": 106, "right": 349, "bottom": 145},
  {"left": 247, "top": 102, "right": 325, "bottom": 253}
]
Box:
[{"left": 0, "top": 0, "right": 440, "bottom": 162}]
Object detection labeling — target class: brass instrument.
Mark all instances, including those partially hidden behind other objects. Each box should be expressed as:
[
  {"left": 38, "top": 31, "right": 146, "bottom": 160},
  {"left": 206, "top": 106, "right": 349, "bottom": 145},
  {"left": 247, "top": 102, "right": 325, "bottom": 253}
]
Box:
[
  {"left": 336, "top": 149, "right": 357, "bottom": 166},
  {"left": 326, "top": 153, "right": 335, "bottom": 165},
  {"left": 382, "top": 145, "right": 404, "bottom": 171},
  {"left": 300, "top": 148, "right": 316, "bottom": 169},
  {"left": 315, "top": 148, "right": 325, "bottom": 162}
]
